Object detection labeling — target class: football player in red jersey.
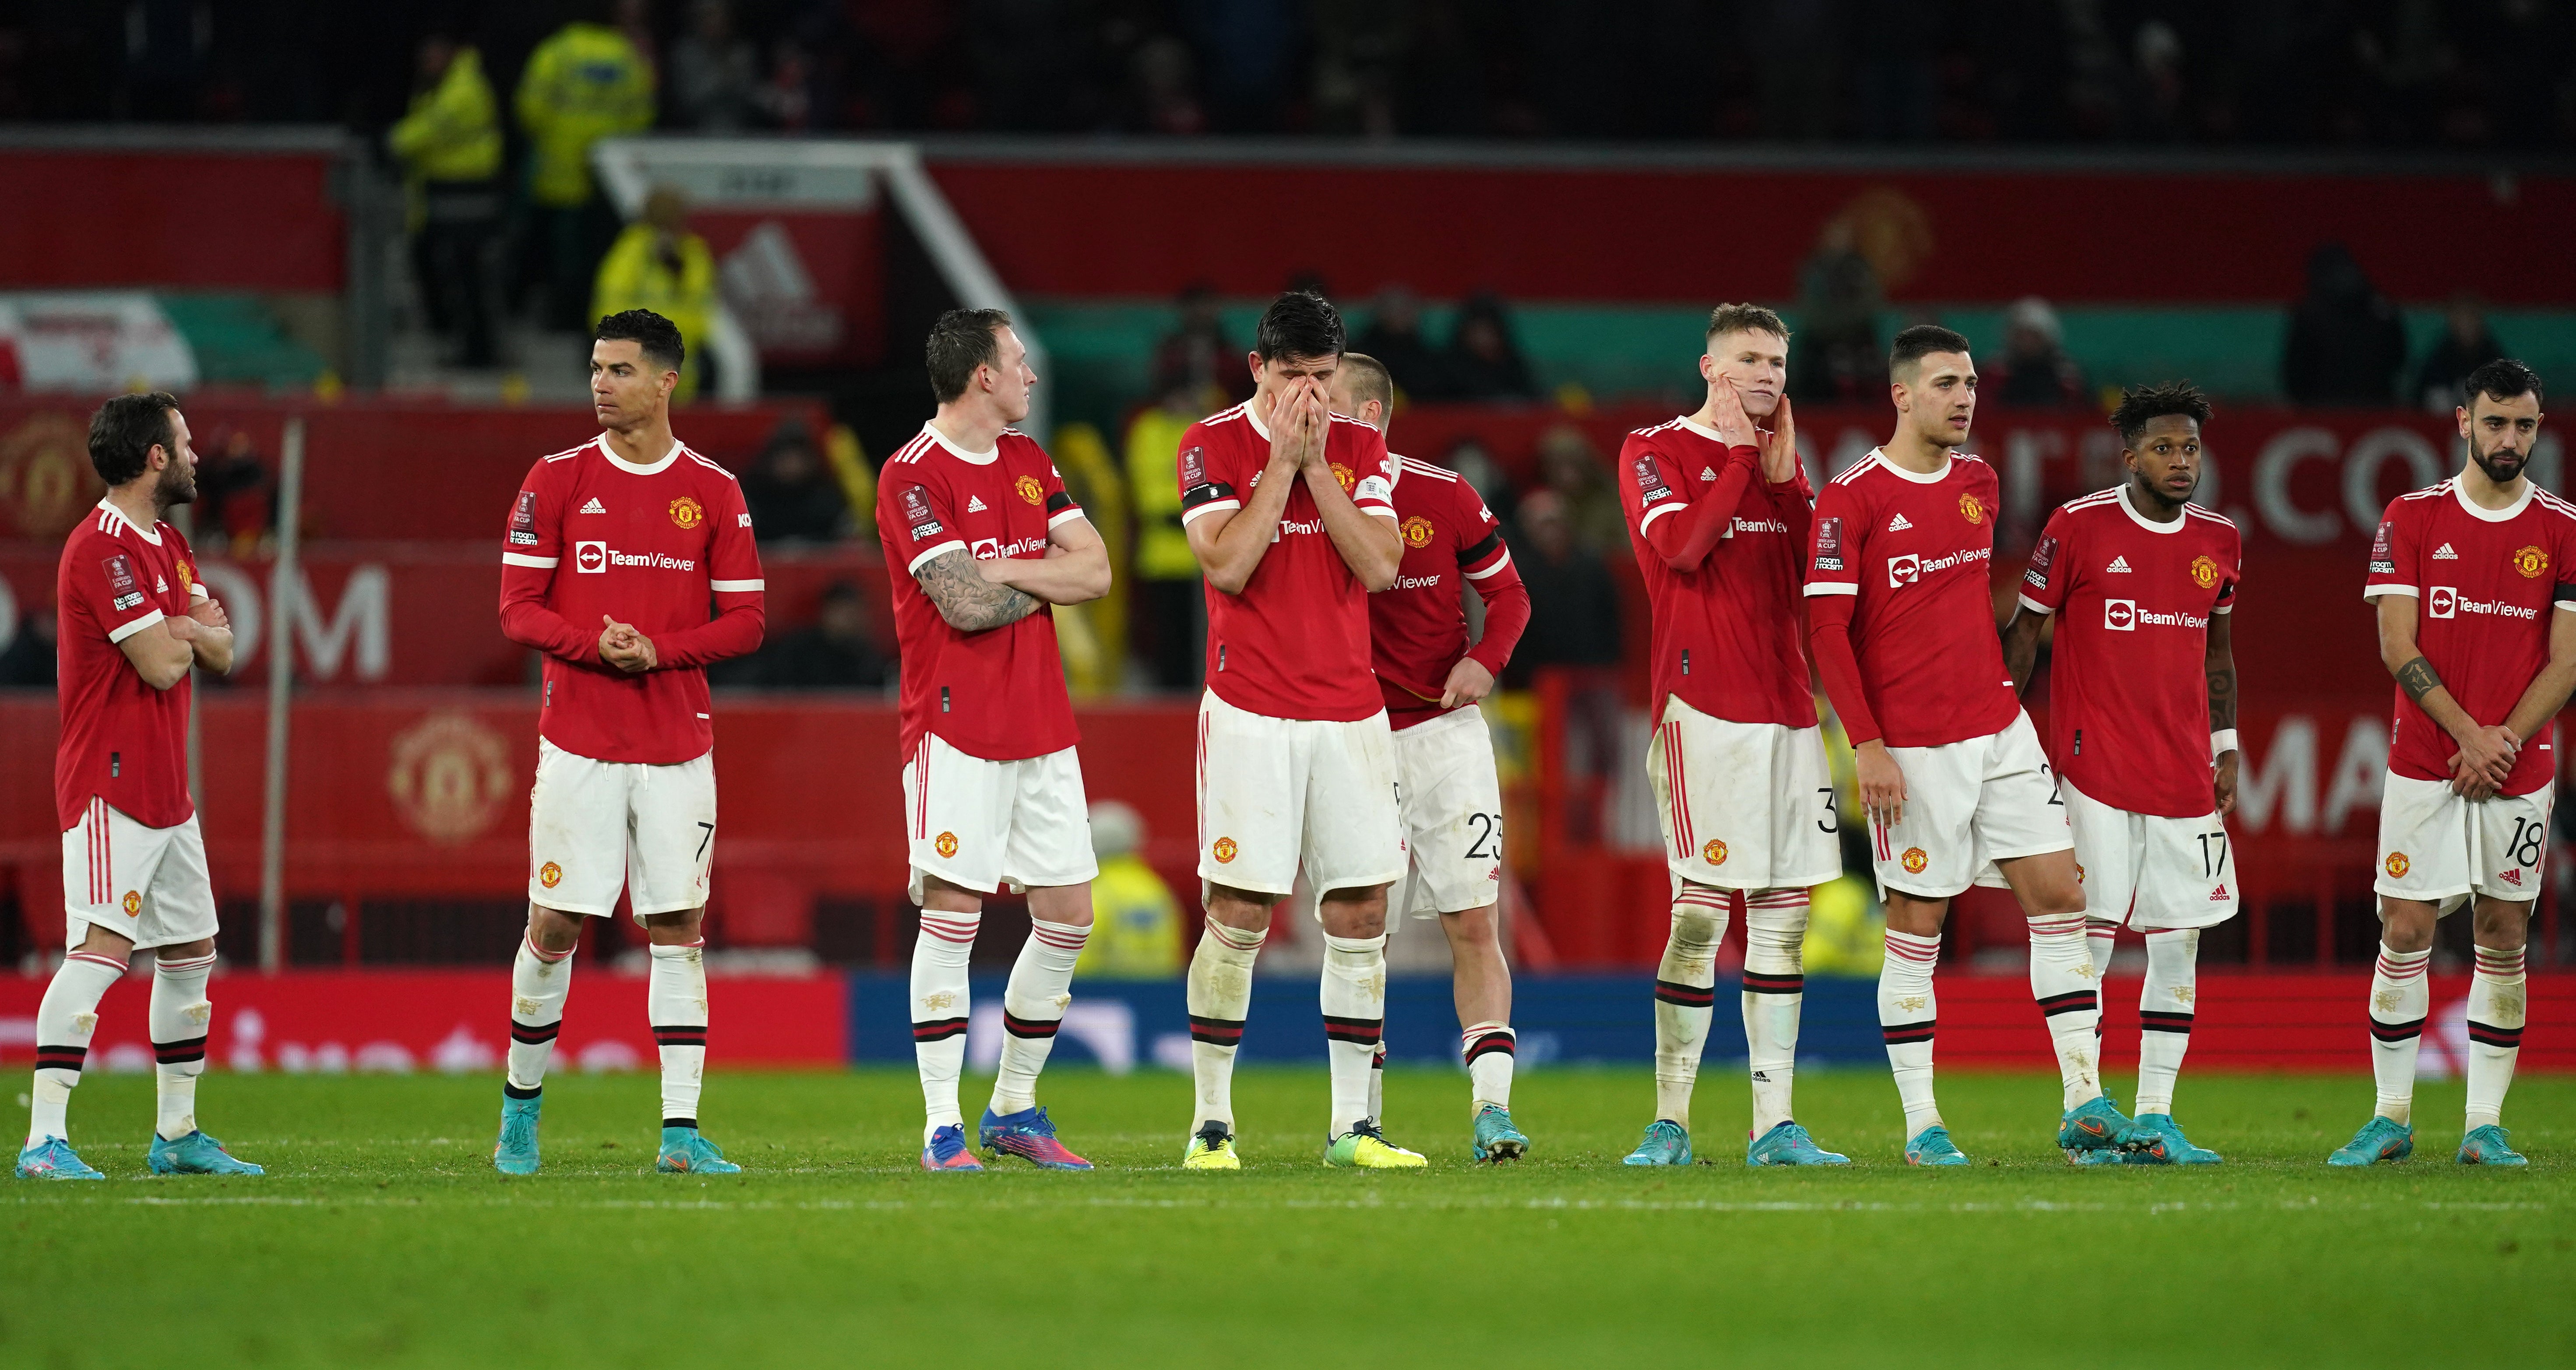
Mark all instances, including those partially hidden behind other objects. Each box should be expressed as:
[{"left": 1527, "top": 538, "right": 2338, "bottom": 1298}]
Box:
[
  {"left": 1807, "top": 325, "right": 2149, "bottom": 1165},
  {"left": 2003, "top": 383, "right": 2243, "bottom": 1165},
  {"left": 2336, "top": 359, "right": 2574, "bottom": 1168},
  {"left": 1172, "top": 292, "right": 1420, "bottom": 1170},
  {"left": 493, "top": 310, "right": 766, "bottom": 1177},
  {"left": 1325, "top": 352, "right": 1533, "bottom": 1162},
  {"left": 1613, "top": 305, "right": 1848, "bottom": 1169},
  {"left": 21, "top": 393, "right": 261, "bottom": 1181},
  {"left": 877, "top": 309, "right": 1113, "bottom": 1172}
]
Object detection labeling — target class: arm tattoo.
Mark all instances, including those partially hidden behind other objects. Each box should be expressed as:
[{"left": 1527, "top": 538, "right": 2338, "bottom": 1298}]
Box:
[
  {"left": 2394, "top": 655, "right": 2443, "bottom": 704},
  {"left": 2205, "top": 665, "right": 2237, "bottom": 729},
  {"left": 916, "top": 549, "right": 1041, "bottom": 632}
]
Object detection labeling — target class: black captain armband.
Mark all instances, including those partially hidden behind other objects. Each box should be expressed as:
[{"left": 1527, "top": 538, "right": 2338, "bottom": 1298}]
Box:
[
  {"left": 1181, "top": 481, "right": 1237, "bottom": 511},
  {"left": 2554, "top": 582, "right": 2576, "bottom": 604}
]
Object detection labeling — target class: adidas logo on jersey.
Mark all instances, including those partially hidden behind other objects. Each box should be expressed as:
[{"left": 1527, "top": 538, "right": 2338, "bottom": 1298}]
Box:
[
  {"left": 1700, "top": 467, "right": 1719, "bottom": 481},
  {"left": 966, "top": 495, "right": 988, "bottom": 512},
  {"left": 2433, "top": 542, "right": 2459, "bottom": 560},
  {"left": 579, "top": 497, "right": 606, "bottom": 514},
  {"left": 1886, "top": 513, "right": 1913, "bottom": 532},
  {"left": 2106, "top": 555, "right": 2132, "bottom": 572}
]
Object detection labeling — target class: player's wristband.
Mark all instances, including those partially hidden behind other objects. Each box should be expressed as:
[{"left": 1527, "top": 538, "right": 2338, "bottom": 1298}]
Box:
[{"left": 2211, "top": 729, "right": 2239, "bottom": 760}]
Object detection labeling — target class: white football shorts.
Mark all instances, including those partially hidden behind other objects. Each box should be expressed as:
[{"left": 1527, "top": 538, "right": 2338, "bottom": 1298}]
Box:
[
  {"left": 2375, "top": 770, "right": 2554, "bottom": 906},
  {"left": 527, "top": 739, "right": 716, "bottom": 918},
  {"left": 1866, "top": 710, "right": 2073, "bottom": 899},
  {"left": 60, "top": 797, "right": 219, "bottom": 951},
  {"left": 1646, "top": 697, "right": 1842, "bottom": 892},
  {"left": 1391, "top": 705, "right": 1505, "bottom": 919},
  {"left": 2061, "top": 779, "right": 2238, "bottom": 930},
  {"left": 1196, "top": 689, "right": 1404, "bottom": 898},
  {"left": 901, "top": 733, "right": 1098, "bottom": 905}
]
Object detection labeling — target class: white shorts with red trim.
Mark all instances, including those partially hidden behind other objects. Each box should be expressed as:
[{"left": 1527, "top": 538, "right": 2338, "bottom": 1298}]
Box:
[
  {"left": 1866, "top": 711, "right": 2072, "bottom": 899},
  {"left": 902, "top": 734, "right": 1097, "bottom": 906},
  {"left": 527, "top": 740, "right": 716, "bottom": 919},
  {"left": 1196, "top": 689, "right": 1404, "bottom": 898},
  {"left": 1391, "top": 705, "right": 1505, "bottom": 919},
  {"left": 60, "top": 798, "right": 219, "bottom": 951},
  {"left": 1645, "top": 698, "right": 1841, "bottom": 892},
  {"left": 2374, "top": 771, "right": 2553, "bottom": 906},
  {"left": 2062, "top": 779, "right": 2238, "bottom": 931}
]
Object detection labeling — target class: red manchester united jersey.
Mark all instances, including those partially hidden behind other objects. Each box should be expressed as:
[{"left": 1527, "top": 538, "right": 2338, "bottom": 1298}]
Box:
[
  {"left": 2364, "top": 478, "right": 2576, "bottom": 793},
  {"left": 55, "top": 500, "right": 201, "bottom": 831},
  {"left": 1178, "top": 400, "right": 1397, "bottom": 721},
  {"left": 1620, "top": 416, "right": 1818, "bottom": 729},
  {"left": 876, "top": 423, "right": 1086, "bottom": 761},
  {"left": 1370, "top": 456, "right": 1530, "bottom": 729},
  {"left": 498, "top": 436, "right": 765, "bottom": 765},
  {"left": 2019, "top": 487, "right": 2241, "bottom": 817},
  {"left": 1804, "top": 450, "right": 2018, "bottom": 747}
]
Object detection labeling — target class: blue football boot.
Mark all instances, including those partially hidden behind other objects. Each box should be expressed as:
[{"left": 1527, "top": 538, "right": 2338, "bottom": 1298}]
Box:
[
  {"left": 1622, "top": 1119, "right": 1692, "bottom": 1166},
  {"left": 2327, "top": 1116, "right": 2414, "bottom": 1167},
  {"left": 147, "top": 1131, "right": 263, "bottom": 1176},
  {"left": 1472, "top": 1105, "right": 1530, "bottom": 1163},
  {"left": 657, "top": 1126, "right": 741, "bottom": 1174},
  {"left": 2058, "top": 1095, "right": 2150, "bottom": 1154},
  {"left": 493, "top": 1093, "right": 542, "bottom": 1176},
  {"left": 1905, "top": 1125, "right": 1970, "bottom": 1166},
  {"left": 2456, "top": 1124, "right": 2527, "bottom": 1167},
  {"left": 980, "top": 1106, "right": 1092, "bottom": 1170},
  {"left": 15, "top": 1137, "right": 104, "bottom": 1181},
  {"left": 921, "top": 1123, "right": 985, "bottom": 1171},
  {"left": 2132, "top": 1113, "right": 2221, "bottom": 1164},
  {"left": 1747, "top": 1121, "right": 1850, "bottom": 1166}
]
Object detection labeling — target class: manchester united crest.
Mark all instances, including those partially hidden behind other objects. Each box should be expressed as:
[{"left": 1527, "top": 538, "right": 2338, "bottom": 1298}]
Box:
[
  {"left": 538, "top": 861, "right": 564, "bottom": 889},
  {"left": 669, "top": 496, "right": 705, "bottom": 529},
  {"left": 1959, "top": 494, "right": 1986, "bottom": 525},
  {"left": 1330, "top": 464, "right": 1355, "bottom": 493},
  {"left": 1401, "top": 516, "right": 1435, "bottom": 549},
  {"left": 121, "top": 890, "right": 141, "bottom": 916},
  {"left": 2385, "top": 851, "right": 2410, "bottom": 879},
  {"left": 387, "top": 711, "right": 514, "bottom": 844},
  {"left": 1702, "top": 838, "right": 1729, "bottom": 866},
  {"left": 935, "top": 831, "right": 960, "bottom": 859},
  {"left": 1901, "top": 847, "right": 1929, "bottom": 874},
  {"left": 2513, "top": 545, "right": 2549, "bottom": 578},
  {"left": 1212, "top": 836, "right": 1239, "bottom": 864},
  {"left": 1015, "top": 474, "right": 1044, "bottom": 505},
  {"left": 2189, "top": 555, "right": 2220, "bottom": 588}
]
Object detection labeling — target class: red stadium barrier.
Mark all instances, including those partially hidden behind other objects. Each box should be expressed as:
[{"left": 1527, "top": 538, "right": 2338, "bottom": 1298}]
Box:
[
  {"left": 0, "top": 141, "right": 350, "bottom": 292},
  {"left": 0, "top": 969, "right": 846, "bottom": 1070}
]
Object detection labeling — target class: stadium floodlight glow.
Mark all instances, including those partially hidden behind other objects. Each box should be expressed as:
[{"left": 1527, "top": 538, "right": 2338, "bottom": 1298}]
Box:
[{"left": 590, "top": 137, "right": 1049, "bottom": 439}]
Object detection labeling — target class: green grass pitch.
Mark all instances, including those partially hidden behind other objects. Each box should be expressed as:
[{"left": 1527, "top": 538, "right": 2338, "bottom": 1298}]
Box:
[{"left": 5, "top": 1067, "right": 2571, "bottom": 1367}]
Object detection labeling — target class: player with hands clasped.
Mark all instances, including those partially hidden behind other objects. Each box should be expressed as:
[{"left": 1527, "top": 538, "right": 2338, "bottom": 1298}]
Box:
[
  {"left": 2002, "top": 383, "right": 2243, "bottom": 1165},
  {"left": 493, "top": 310, "right": 765, "bottom": 1176},
  {"left": 2336, "top": 359, "right": 2573, "bottom": 1168},
  {"left": 1806, "top": 325, "right": 2150, "bottom": 1166},
  {"left": 1613, "top": 306, "right": 1848, "bottom": 1169},
  {"left": 21, "top": 393, "right": 260, "bottom": 1181},
  {"left": 877, "top": 310, "right": 1112, "bottom": 1172},
  {"left": 1174, "top": 292, "right": 1420, "bottom": 1170},
  {"left": 1326, "top": 352, "right": 1533, "bottom": 1161}
]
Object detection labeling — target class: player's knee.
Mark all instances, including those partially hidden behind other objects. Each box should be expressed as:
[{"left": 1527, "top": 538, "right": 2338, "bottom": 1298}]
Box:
[
  {"left": 2471, "top": 898, "right": 2531, "bottom": 949},
  {"left": 1441, "top": 903, "right": 1501, "bottom": 949},
  {"left": 74, "top": 923, "right": 137, "bottom": 957},
  {"left": 642, "top": 905, "right": 705, "bottom": 945},
  {"left": 2375, "top": 899, "right": 2437, "bottom": 952},
  {"left": 1319, "top": 885, "right": 1388, "bottom": 939},
  {"left": 525, "top": 904, "right": 584, "bottom": 954},
  {"left": 159, "top": 936, "right": 215, "bottom": 961}
]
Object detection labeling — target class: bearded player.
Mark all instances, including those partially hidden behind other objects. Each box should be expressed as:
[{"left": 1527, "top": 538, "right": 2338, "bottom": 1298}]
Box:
[
  {"left": 2337, "top": 359, "right": 2572, "bottom": 1168},
  {"left": 2002, "top": 383, "right": 2243, "bottom": 1165},
  {"left": 1806, "top": 324, "right": 2151, "bottom": 1165},
  {"left": 1177, "top": 292, "right": 1419, "bottom": 1170},
  {"left": 494, "top": 310, "right": 764, "bottom": 1176},
  {"left": 1325, "top": 352, "right": 1533, "bottom": 1162},
  {"left": 1614, "top": 306, "right": 1848, "bottom": 1168},
  {"left": 878, "top": 310, "right": 1112, "bottom": 1172},
  {"left": 21, "top": 393, "right": 261, "bottom": 1180}
]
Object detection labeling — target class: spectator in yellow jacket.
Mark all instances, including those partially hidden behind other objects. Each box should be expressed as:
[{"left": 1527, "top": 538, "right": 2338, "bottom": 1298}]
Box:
[
  {"left": 1125, "top": 382, "right": 1209, "bottom": 690},
  {"left": 388, "top": 36, "right": 502, "bottom": 366},
  {"left": 517, "top": 9, "right": 654, "bottom": 328},
  {"left": 593, "top": 186, "right": 717, "bottom": 399},
  {"left": 1072, "top": 803, "right": 1184, "bottom": 978}
]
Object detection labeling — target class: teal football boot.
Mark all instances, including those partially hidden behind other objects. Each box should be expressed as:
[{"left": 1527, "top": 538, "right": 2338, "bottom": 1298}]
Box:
[
  {"left": 1905, "top": 1125, "right": 1970, "bottom": 1166},
  {"left": 1472, "top": 1105, "right": 1529, "bottom": 1162},
  {"left": 2326, "top": 1116, "right": 2413, "bottom": 1166},
  {"left": 1747, "top": 1121, "right": 1850, "bottom": 1166},
  {"left": 657, "top": 1126, "right": 741, "bottom": 1174},
  {"left": 147, "top": 1131, "right": 263, "bottom": 1176},
  {"left": 493, "top": 1092, "right": 542, "bottom": 1176},
  {"left": 2132, "top": 1113, "right": 2221, "bottom": 1164},
  {"left": 1622, "top": 1119, "right": 1691, "bottom": 1166},
  {"left": 15, "top": 1137, "right": 105, "bottom": 1180},
  {"left": 2058, "top": 1095, "right": 2150, "bottom": 1154},
  {"left": 2456, "top": 1124, "right": 2527, "bottom": 1167}
]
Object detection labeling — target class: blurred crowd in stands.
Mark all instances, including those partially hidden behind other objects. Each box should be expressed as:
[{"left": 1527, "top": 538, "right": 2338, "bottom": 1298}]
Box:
[{"left": 3, "top": 1, "right": 2571, "bottom": 148}]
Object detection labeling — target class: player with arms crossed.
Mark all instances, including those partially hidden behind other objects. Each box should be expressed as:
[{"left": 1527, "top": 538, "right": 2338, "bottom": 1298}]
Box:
[
  {"left": 2002, "top": 383, "right": 2243, "bottom": 1165},
  {"left": 1325, "top": 352, "right": 1534, "bottom": 1162},
  {"left": 21, "top": 393, "right": 261, "bottom": 1180},
  {"left": 1807, "top": 325, "right": 2150, "bottom": 1165},
  {"left": 878, "top": 309, "right": 1112, "bottom": 1171},
  {"left": 493, "top": 310, "right": 764, "bottom": 1176},
  {"left": 1615, "top": 306, "right": 1849, "bottom": 1168},
  {"left": 1176, "top": 292, "right": 1417, "bottom": 1170},
  {"left": 2337, "top": 359, "right": 2572, "bottom": 1168}
]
